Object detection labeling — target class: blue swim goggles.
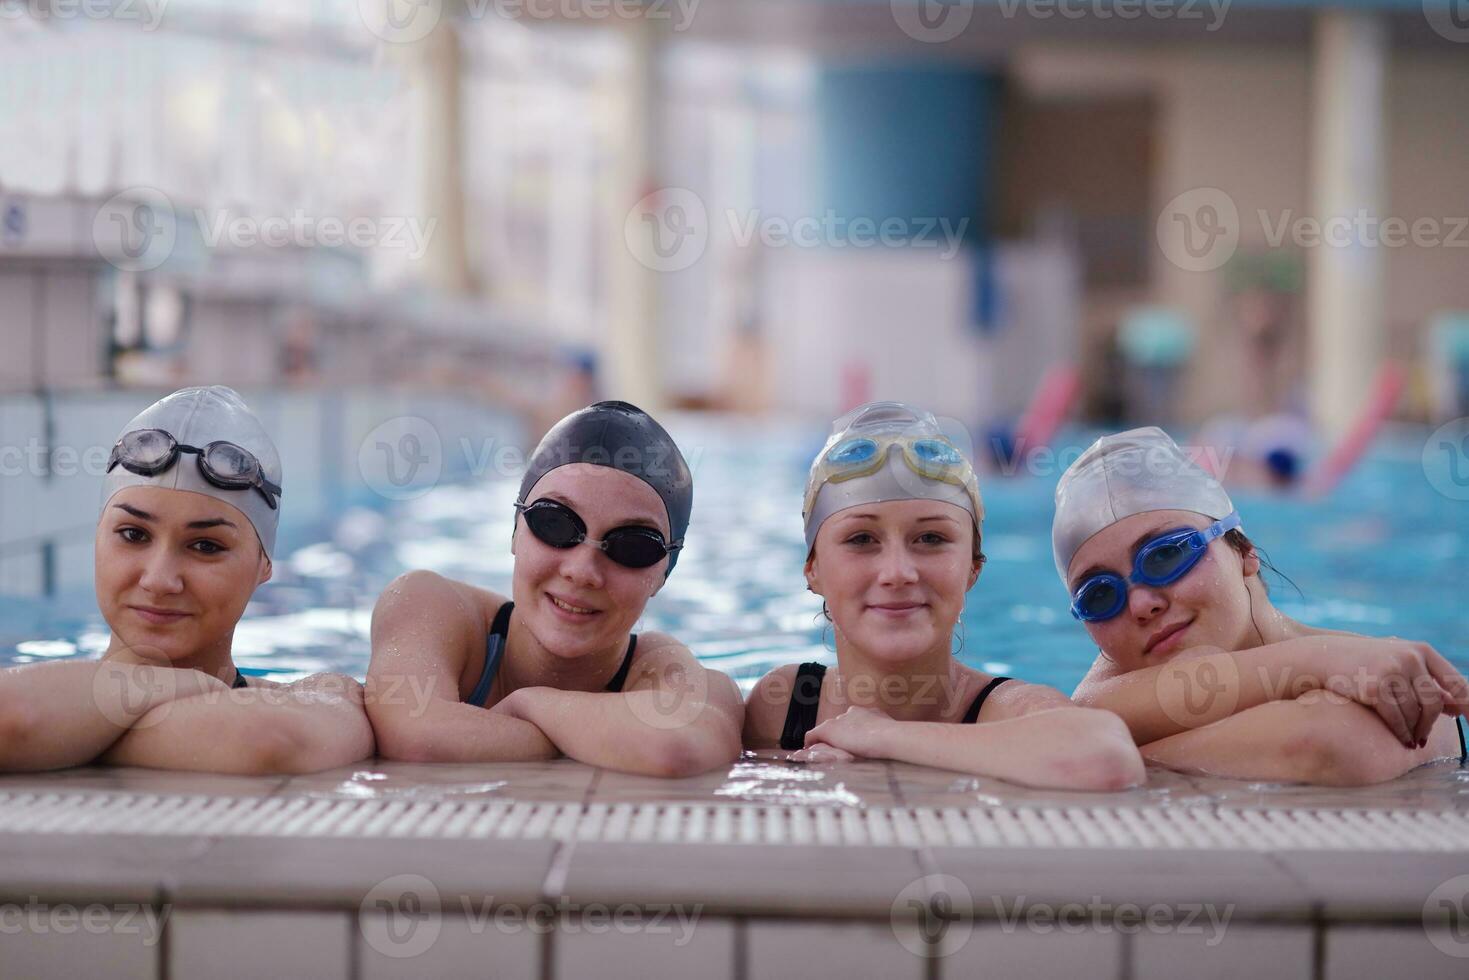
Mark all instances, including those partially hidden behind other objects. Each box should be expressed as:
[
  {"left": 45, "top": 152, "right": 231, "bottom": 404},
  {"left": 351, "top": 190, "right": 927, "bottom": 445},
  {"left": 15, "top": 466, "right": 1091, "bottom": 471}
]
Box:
[
  {"left": 1069, "top": 512, "right": 1242, "bottom": 622},
  {"left": 804, "top": 434, "right": 982, "bottom": 518}
]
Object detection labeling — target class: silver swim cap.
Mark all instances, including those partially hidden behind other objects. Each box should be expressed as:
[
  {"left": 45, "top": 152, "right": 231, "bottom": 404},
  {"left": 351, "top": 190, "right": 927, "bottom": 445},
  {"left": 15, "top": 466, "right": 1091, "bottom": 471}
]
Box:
[
  {"left": 1052, "top": 426, "right": 1235, "bottom": 583},
  {"left": 101, "top": 386, "right": 283, "bottom": 560},
  {"left": 803, "top": 401, "right": 983, "bottom": 552}
]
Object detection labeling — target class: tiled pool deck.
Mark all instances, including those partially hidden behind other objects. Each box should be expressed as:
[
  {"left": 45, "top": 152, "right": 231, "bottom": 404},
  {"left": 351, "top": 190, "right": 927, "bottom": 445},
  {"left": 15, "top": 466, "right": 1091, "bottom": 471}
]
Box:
[{"left": 2, "top": 758, "right": 1467, "bottom": 979}]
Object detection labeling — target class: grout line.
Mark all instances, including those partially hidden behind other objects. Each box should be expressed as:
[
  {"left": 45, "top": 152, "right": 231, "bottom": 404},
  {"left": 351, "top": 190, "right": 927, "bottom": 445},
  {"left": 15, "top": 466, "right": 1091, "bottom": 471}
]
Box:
[
  {"left": 733, "top": 917, "right": 747, "bottom": 980},
  {"left": 1118, "top": 927, "right": 1132, "bottom": 980}
]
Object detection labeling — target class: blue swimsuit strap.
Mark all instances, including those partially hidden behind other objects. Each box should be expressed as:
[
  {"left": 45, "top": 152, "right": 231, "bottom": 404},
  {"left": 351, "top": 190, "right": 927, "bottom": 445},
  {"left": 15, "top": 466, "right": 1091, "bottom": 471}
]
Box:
[
  {"left": 466, "top": 601, "right": 515, "bottom": 708},
  {"left": 465, "top": 601, "right": 639, "bottom": 707}
]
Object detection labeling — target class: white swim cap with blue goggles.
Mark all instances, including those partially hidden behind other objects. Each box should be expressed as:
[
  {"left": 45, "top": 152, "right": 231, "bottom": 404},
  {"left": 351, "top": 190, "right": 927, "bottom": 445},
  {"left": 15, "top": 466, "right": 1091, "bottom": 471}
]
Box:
[
  {"left": 1052, "top": 427, "right": 1241, "bottom": 623},
  {"left": 802, "top": 401, "right": 984, "bottom": 552}
]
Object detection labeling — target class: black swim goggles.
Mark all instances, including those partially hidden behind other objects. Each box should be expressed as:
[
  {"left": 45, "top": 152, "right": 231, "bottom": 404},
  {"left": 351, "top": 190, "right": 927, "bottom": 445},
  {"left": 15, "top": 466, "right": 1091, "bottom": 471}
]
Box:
[
  {"left": 514, "top": 498, "right": 681, "bottom": 570},
  {"left": 107, "top": 428, "right": 282, "bottom": 511}
]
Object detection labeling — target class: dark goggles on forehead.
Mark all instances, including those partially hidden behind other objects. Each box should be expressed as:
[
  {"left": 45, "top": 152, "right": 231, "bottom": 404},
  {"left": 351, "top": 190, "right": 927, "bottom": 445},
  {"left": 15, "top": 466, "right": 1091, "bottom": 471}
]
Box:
[
  {"left": 1070, "top": 512, "right": 1241, "bottom": 623},
  {"left": 107, "top": 428, "right": 282, "bottom": 510},
  {"left": 514, "top": 498, "right": 680, "bottom": 570}
]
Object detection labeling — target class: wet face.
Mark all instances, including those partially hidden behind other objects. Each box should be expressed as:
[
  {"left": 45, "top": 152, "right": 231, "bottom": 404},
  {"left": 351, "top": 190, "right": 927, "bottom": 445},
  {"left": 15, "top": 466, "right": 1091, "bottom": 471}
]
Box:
[
  {"left": 806, "top": 499, "right": 981, "bottom": 666},
  {"left": 511, "top": 463, "right": 670, "bottom": 660},
  {"left": 1067, "top": 510, "right": 1260, "bottom": 671},
  {"left": 95, "top": 486, "right": 272, "bottom": 665}
]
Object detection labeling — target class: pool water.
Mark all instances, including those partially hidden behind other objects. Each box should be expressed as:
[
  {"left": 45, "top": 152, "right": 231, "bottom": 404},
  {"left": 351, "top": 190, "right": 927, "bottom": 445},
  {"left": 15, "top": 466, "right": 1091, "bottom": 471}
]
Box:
[{"left": 3, "top": 416, "right": 1466, "bottom": 696}]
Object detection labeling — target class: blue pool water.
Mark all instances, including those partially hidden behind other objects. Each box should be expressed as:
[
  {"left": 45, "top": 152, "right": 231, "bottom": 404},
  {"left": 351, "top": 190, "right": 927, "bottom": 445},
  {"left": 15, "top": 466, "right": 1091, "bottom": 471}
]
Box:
[{"left": 3, "top": 416, "right": 1466, "bottom": 695}]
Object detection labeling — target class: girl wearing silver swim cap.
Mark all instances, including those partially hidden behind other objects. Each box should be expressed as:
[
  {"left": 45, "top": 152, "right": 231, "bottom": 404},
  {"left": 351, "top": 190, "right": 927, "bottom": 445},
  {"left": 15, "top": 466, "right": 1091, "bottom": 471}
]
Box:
[
  {"left": 742, "top": 402, "right": 1144, "bottom": 791},
  {"left": 0, "top": 387, "right": 373, "bottom": 775},
  {"left": 366, "top": 401, "right": 743, "bottom": 777},
  {"left": 1058, "top": 427, "right": 1469, "bottom": 784}
]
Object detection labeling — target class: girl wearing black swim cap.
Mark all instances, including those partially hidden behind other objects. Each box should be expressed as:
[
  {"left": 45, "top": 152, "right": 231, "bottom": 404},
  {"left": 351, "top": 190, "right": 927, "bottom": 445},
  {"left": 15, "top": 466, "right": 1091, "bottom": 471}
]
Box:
[{"left": 366, "top": 402, "right": 742, "bottom": 776}]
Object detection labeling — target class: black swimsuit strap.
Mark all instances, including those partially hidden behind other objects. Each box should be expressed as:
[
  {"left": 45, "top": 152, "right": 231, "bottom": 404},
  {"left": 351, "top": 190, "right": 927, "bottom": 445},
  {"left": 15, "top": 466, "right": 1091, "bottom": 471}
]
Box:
[
  {"left": 779, "top": 662, "right": 828, "bottom": 750},
  {"left": 604, "top": 635, "right": 639, "bottom": 693},
  {"left": 231, "top": 668, "right": 248, "bottom": 690},
  {"left": 1458, "top": 715, "right": 1467, "bottom": 766},
  {"left": 962, "top": 676, "right": 1011, "bottom": 724}
]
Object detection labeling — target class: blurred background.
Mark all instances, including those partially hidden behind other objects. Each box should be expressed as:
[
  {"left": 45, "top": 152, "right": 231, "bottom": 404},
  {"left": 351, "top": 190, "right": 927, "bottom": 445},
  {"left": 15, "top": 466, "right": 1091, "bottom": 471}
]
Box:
[{"left": 2, "top": 0, "right": 1468, "bottom": 686}]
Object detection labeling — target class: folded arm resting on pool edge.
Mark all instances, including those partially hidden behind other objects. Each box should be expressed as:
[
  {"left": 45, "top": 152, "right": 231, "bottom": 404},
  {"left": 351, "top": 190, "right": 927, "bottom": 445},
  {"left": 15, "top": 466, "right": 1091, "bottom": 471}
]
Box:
[
  {"left": 0, "top": 660, "right": 228, "bottom": 772},
  {"left": 97, "top": 672, "right": 374, "bottom": 775},
  {"left": 490, "top": 635, "right": 744, "bottom": 778},
  {"left": 801, "top": 683, "right": 1146, "bottom": 792},
  {"left": 1140, "top": 689, "right": 1463, "bottom": 786},
  {"left": 1072, "top": 635, "right": 1469, "bottom": 748}
]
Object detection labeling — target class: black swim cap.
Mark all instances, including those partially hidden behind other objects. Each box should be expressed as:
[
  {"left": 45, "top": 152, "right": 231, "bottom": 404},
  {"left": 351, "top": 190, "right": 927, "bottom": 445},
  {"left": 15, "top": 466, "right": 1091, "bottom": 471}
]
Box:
[{"left": 517, "top": 401, "right": 693, "bottom": 575}]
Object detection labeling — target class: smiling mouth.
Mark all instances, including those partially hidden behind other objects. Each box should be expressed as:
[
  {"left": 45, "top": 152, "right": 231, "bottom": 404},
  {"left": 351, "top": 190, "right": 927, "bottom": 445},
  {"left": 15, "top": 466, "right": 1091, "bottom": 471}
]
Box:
[
  {"left": 129, "top": 605, "right": 190, "bottom": 623},
  {"left": 548, "top": 594, "right": 599, "bottom": 616},
  {"left": 1145, "top": 619, "right": 1193, "bottom": 655},
  {"left": 869, "top": 603, "right": 926, "bottom": 614}
]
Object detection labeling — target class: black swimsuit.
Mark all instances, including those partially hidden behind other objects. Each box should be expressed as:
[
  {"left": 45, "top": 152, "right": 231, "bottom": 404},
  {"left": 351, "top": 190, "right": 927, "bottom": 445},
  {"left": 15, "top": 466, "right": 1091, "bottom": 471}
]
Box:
[
  {"left": 779, "top": 661, "right": 1012, "bottom": 750},
  {"left": 463, "top": 601, "right": 638, "bottom": 707}
]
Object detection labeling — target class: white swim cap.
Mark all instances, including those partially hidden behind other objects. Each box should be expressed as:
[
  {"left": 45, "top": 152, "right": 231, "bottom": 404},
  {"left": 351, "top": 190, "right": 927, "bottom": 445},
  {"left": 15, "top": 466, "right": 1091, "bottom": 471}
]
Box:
[
  {"left": 1052, "top": 426, "right": 1235, "bottom": 583},
  {"left": 101, "top": 386, "right": 283, "bottom": 559},
  {"left": 803, "top": 401, "right": 983, "bottom": 552}
]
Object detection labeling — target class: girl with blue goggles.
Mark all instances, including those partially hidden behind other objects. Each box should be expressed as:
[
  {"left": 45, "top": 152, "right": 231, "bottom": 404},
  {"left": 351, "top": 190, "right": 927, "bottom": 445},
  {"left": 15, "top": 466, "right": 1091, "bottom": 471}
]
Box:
[{"left": 1054, "top": 427, "right": 1469, "bottom": 785}]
